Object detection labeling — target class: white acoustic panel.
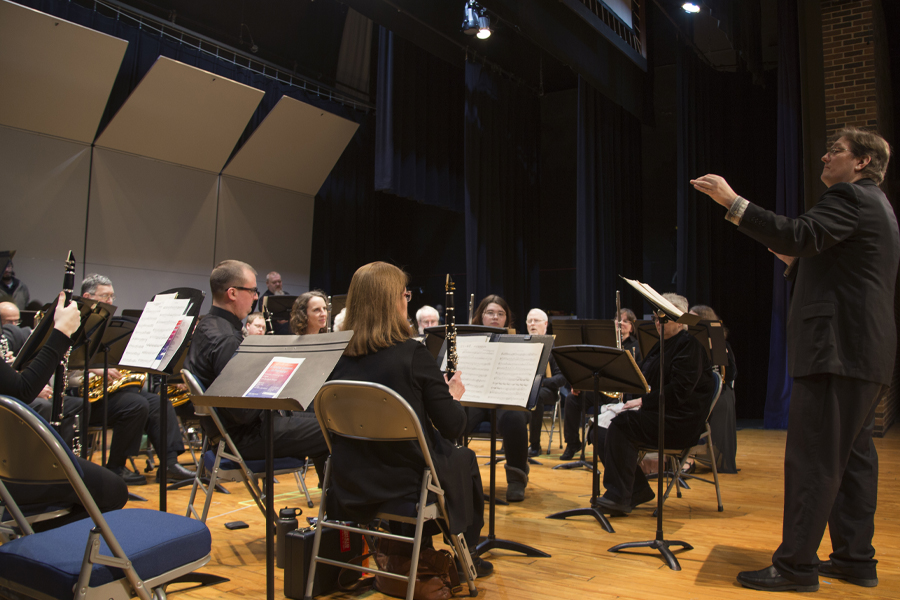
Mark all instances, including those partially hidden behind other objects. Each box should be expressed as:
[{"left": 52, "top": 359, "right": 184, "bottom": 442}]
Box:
[
  {"left": 223, "top": 95, "right": 359, "bottom": 195},
  {"left": 0, "top": 125, "right": 91, "bottom": 306},
  {"left": 0, "top": 0, "right": 128, "bottom": 144},
  {"left": 215, "top": 176, "right": 314, "bottom": 293},
  {"left": 96, "top": 57, "right": 264, "bottom": 173},
  {"left": 86, "top": 148, "right": 219, "bottom": 283}
]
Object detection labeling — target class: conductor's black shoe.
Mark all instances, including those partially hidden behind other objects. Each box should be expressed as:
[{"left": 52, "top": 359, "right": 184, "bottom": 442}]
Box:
[
  {"left": 559, "top": 443, "right": 581, "bottom": 461},
  {"left": 528, "top": 446, "right": 541, "bottom": 457},
  {"left": 630, "top": 487, "right": 656, "bottom": 508},
  {"left": 156, "top": 462, "right": 195, "bottom": 483},
  {"left": 108, "top": 466, "right": 147, "bottom": 486},
  {"left": 736, "top": 566, "right": 819, "bottom": 592},
  {"left": 818, "top": 561, "right": 878, "bottom": 587},
  {"left": 592, "top": 496, "right": 632, "bottom": 516}
]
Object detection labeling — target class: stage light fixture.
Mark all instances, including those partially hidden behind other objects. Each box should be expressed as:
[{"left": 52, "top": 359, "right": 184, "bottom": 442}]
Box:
[
  {"left": 463, "top": 1, "right": 491, "bottom": 39},
  {"left": 682, "top": 3, "right": 701, "bottom": 13}
]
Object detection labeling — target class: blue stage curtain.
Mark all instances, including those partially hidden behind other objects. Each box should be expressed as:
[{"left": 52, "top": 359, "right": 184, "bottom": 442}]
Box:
[
  {"left": 574, "top": 77, "right": 644, "bottom": 319},
  {"left": 463, "top": 61, "right": 541, "bottom": 327},
  {"left": 763, "top": 0, "right": 805, "bottom": 429},
  {"left": 374, "top": 28, "right": 464, "bottom": 212},
  {"left": 674, "top": 44, "right": 779, "bottom": 421}
]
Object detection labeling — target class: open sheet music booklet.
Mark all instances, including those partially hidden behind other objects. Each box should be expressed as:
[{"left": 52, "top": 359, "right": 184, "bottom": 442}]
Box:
[
  {"left": 118, "top": 293, "right": 194, "bottom": 371},
  {"left": 621, "top": 276, "right": 687, "bottom": 320},
  {"left": 442, "top": 335, "right": 543, "bottom": 407}
]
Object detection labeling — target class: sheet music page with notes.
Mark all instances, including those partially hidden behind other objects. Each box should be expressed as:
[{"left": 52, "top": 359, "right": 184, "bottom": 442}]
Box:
[
  {"left": 119, "top": 295, "right": 193, "bottom": 370},
  {"left": 450, "top": 336, "right": 543, "bottom": 407}
]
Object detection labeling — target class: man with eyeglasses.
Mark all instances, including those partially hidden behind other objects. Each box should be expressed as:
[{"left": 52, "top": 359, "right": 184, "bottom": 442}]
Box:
[
  {"left": 186, "top": 260, "right": 328, "bottom": 478},
  {"left": 75, "top": 274, "right": 191, "bottom": 485},
  {"left": 692, "top": 128, "right": 898, "bottom": 592}
]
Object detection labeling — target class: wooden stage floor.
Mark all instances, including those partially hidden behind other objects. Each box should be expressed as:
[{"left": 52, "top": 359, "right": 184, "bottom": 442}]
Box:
[{"left": 136, "top": 426, "right": 899, "bottom": 600}]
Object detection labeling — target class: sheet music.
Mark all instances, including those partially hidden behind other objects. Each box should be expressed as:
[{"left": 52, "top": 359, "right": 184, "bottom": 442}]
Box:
[
  {"left": 119, "top": 296, "right": 192, "bottom": 370},
  {"left": 456, "top": 340, "right": 543, "bottom": 407},
  {"left": 621, "top": 276, "right": 685, "bottom": 319}
]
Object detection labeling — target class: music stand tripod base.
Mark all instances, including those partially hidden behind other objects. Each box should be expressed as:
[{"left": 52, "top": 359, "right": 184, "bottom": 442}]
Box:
[
  {"left": 546, "top": 506, "right": 614, "bottom": 533},
  {"left": 608, "top": 538, "right": 693, "bottom": 571}
]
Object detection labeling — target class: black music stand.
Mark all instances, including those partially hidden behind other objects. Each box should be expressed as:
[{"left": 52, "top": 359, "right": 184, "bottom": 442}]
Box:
[
  {"left": 551, "top": 320, "right": 618, "bottom": 472},
  {"left": 262, "top": 295, "right": 296, "bottom": 335},
  {"left": 546, "top": 345, "right": 648, "bottom": 533},
  {"left": 608, "top": 278, "right": 700, "bottom": 571},
  {"left": 453, "top": 332, "right": 553, "bottom": 559},
  {"left": 92, "top": 316, "right": 136, "bottom": 469},
  {"left": 197, "top": 331, "right": 352, "bottom": 600}
]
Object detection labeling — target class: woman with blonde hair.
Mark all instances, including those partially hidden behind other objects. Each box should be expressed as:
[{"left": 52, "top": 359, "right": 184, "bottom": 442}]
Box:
[
  {"left": 326, "top": 262, "right": 491, "bottom": 576},
  {"left": 290, "top": 290, "right": 328, "bottom": 335}
]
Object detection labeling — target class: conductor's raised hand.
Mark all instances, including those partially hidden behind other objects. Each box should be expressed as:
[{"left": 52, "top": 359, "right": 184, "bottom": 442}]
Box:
[
  {"left": 690, "top": 174, "right": 738, "bottom": 209},
  {"left": 52, "top": 292, "right": 81, "bottom": 337},
  {"left": 444, "top": 371, "right": 466, "bottom": 401}
]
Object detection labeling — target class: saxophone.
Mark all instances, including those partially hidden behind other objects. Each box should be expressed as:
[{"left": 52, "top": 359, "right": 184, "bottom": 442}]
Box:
[
  {"left": 79, "top": 369, "right": 148, "bottom": 402},
  {"left": 445, "top": 275, "right": 458, "bottom": 377}
]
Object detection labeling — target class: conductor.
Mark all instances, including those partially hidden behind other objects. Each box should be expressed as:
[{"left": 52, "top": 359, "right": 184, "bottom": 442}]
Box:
[{"left": 691, "top": 127, "right": 898, "bottom": 592}]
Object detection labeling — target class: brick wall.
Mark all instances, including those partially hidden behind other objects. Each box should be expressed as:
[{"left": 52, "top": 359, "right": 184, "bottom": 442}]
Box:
[
  {"left": 821, "top": 0, "right": 897, "bottom": 436},
  {"left": 821, "top": 0, "right": 877, "bottom": 137}
]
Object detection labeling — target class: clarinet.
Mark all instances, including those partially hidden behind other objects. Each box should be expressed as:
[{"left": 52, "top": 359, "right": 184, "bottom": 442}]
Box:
[
  {"left": 445, "top": 275, "right": 458, "bottom": 377},
  {"left": 50, "top": 251, "right": 76, "bottom": 429}
]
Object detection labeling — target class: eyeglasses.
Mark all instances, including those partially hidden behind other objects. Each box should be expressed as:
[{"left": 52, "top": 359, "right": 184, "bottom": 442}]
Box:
[
  {"left": 231, "top": 286, "right": 259, "bottom": 296},
  {"left": 94, "top": 293, "right": 116, "bottom": 303},
  {"left": 826, "top": 146, "right": 849, "bottom": 156},
  {"left": 484, "top": 310, "right": 506, "bottom": 319},
  {"left": 403, "top": 290, "right": 412, "bottom": 302},
  {"left": 525, "top": 318, "right": 546, "bottom": 325}
]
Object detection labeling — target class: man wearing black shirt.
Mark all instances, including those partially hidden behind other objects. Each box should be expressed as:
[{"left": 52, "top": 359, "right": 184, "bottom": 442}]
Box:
[{"left": 186, "top": 260, "right": 327, "bottom": 470}]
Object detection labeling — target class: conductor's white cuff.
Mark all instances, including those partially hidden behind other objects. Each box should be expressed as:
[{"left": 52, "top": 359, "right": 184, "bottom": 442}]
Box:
[{"left": 725, "top": 196, "right": 749, "bottom": 225}]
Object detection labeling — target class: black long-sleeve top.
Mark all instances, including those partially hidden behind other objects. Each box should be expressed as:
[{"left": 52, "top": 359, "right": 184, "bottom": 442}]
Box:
[
  {"left": 0, "top": 329, "right": 71, "bottom": 403},
  {"left": 640, "top": 329, "right": 715, "bottom": 432}
]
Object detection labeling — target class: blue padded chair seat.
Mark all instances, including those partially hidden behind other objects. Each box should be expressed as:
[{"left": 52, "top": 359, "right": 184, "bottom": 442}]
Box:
[
  {"left": 0, "top": 508, "right": 211, "bottom": 600},
  {"left": 202, "top": 450, "right": 305, "bottom": 474}
]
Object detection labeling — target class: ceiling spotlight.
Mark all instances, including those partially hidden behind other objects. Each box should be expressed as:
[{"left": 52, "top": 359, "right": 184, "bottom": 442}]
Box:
[
  {"left": 463, "top": 1, "right": 491, "bottom": 39},
  {"left": 682, "top": 3, "right": 701, "bottom": 13}
]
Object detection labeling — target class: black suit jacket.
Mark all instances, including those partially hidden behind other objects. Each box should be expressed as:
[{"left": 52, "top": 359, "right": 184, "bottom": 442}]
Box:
[{"left": 737, "top": 179, "right": 899, "bottom": 385}]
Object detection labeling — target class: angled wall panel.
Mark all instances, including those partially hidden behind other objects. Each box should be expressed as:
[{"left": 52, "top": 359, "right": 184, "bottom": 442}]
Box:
[
  {"left": 215, "top": 176, "right": 314, "bottom": 294},
  {"left": 223, "top": 96, "right": 359, "bottom": 195},
  {"left": 0, "top": 0, "right": 127, "bottom": 143},
  {"left": 0, "top": 125, "right": 91, "bottom": 306},
  {"left": 95, "top": 57, "right": 264, "bottom": 173},
  {"left": 85, "top": 148, "right": 219, "bottom": 310}
]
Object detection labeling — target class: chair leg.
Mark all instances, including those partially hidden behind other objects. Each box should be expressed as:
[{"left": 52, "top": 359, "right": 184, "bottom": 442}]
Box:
[
  {"left": 706, "top": 426, "right": 723, "bottom": 511},
  {"left": 304, "top": 459, "right": 332, "bottom": 600},
  {"left": 406, "top": 472, "right": 431, "bottom": 600},
  {"left": 294, "top": 461, "right": 314, "bottom": 508}
]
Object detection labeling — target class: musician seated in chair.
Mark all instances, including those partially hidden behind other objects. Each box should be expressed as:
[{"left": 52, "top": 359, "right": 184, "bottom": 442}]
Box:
[
  {"left": 1, "top": 292, "right": 127, "bottom": 530},
  {"left": 593, "top": 293, "right": 715, "bottom": 515},
  {"left": 289, "top": 291, "right": 328, "bottom": 335},
  {"left": 560, "top": 307, "right": 642, "bottom": 461},
  {"left": 524, "top": 309, "right": 567, "bottom": 457},
  {"left": 77, "top": 274, "right": 191, "bottom": 485},
  {"left": 415, "top": 305, "right": 440, "bottom": 335},
  {"left": 463, "top": 295, "right": 532, "bottom": 502},
  {"left": 185, "top": 260, "right": 328, "bottom": 479},
  {"left": 327, "top": 262, "right": 491, "bottom": 577}
]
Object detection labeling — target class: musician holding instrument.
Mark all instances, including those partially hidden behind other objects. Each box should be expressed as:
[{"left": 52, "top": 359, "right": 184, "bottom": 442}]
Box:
[
  {"left": 467, "top": 295, "right": 531, "bottom": 502},
  {"left": 592, "top": 293, "right": 715, "bottom": 516},
  {"left": 186, "top": 260, "right": 328, "bottom": 478},
  {"left": 559, "top": 306, "right": 642, "bottom": 461},
  {"left": 525, "top": 309, "right": 567, "bottom": 457},
  {"left": 289, "top": 290, "right": 328, "bottom": 335},
  {"left": 326, "top": 262, "right": 491, "bottom": 577},
  {"left": 78, "top": 274, "right": 192, "bottom": 485},
  {"left": 0, "top": 292, "right": 127, "bottom": 530}
]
